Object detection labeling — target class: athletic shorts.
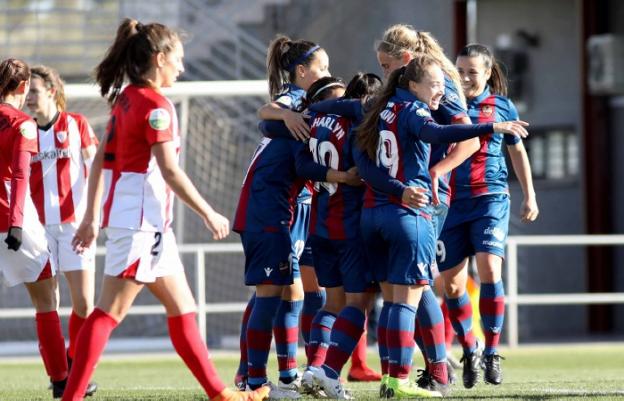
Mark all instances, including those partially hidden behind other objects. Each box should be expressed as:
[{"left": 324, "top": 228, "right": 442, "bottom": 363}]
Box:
[
  {"left": 0, "top": 219, "right": 54, "bottom": 287},
  {"left": 241, "top": 230, "right": 293, "bottom": 286},
  {"left": 360, "top": 205, "right": 436, "bottom": 286},
  {"left": 424, "top": 203, "right": 449, "bottom": 279},
  {"left": 291, "top": 202, "right": 313, "bottom": 275},
  {"left": 104, "top": 228, "right": 184, "bottom": 283},
  {"left": 310, "top": 235, "right": 373, "bottom": 293},
  {"left": 46, "top": 223, "right": 95, "bottom": 272},
  {"left": 437, "top": 193, "right": 510, "bottom": 271}
]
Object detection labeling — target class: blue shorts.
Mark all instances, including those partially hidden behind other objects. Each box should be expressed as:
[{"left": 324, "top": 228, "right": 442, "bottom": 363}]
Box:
[
  {"left": 291, "top": 202, "right": 313, "bottom": 277},
  {"left": 425, "top": 203, "right": 449, "bottom": 240},
  {"left": 360, "top": 205, "right": 436, "bottom": 286},
  {"left": 310, "top": 235, "right": 373, "bottom": 293},
  {"left": 437, "top": 193, "right": 510, "bottom": 271},
  {"left": 240, "top": 230, "right": 293, "bottom": 286}
]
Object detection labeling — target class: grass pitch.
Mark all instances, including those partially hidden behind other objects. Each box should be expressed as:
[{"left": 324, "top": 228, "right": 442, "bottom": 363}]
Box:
[{"left": 0, "top": 344, "right": 623, "bottom": 400}]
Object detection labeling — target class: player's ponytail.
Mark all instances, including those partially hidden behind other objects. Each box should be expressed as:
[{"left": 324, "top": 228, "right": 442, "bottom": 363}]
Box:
[
  {"left": 0, "top": 58, "right": 30, "bottom": 99},
  {"left": 459, "top": 43, "right": 508, "bottom": 97},
  {"left": 96, "top": 18, "right": 179, "bottom": 104},
  {"left": 266, "top": 34, "right": 323, "bottom": 98},
  {"left": 357, "top": 55, "right": 439, "bottom": 160},
  {"left": 31, "top": 65, "right": 66, "bottom": 111}
]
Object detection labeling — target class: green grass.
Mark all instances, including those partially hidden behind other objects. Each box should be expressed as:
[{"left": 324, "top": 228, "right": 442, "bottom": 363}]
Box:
[{"left": 1, "top": 345, "right": 623, "bottom": 400}]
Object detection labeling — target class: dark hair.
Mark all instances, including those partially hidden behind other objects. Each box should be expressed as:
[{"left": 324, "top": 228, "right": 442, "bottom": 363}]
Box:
[
  {"left": 31, "top": 65, "right": 66, "bottom": 111},
  {"left": 95, "top": 18, "right": 180, "bottom": 104},
  {"left": 344, "top": 72, "right": 382, "bottom": 100},
  {"left": 357, "top": 54, "right": 439, "bottom": 159},
  {"left": 0, "top": 58, "right": 30, "bottom": 99},
  {"left": 301, "top": 76, "right": 345, "bottom": 110},
  {"left": 458, "top": 43, "right": 508, "bottom": 96},
  {"left": 266, "top": 34, "right": 323, "bottom": 98}
]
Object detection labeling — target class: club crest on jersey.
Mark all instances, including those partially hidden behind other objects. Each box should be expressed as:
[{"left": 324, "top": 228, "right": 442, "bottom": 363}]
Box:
[
  {"left": 56, "top": 130, "right": 67, "bottom": 143},
  {"left": 416, "top": 108, "right": 430, "bottom": 118},
  {"left": 148, "top": 108, "right": 171, "bottom": 130},
  {"left": 19, "top": 121, "right": 37, "bottom": 140},
  {"left": 481, "top": 104, "right": 494, "bottom": 117}
]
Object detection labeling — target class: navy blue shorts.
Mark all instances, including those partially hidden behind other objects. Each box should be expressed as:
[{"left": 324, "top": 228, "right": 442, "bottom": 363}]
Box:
[
  {"left": 437, "top": 193, "right": 510, "bottom": 271},
  {"left": 241, "top": 230, "right": 293, "bottom": 286},
  {"left": 310, "top": 235, "right": 373, "bottom": 293},
  {"left": 360, "top": 205, "right": 436, "bottom": 286}
]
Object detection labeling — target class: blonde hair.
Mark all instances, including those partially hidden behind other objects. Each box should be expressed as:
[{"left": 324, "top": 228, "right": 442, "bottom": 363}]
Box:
[{"left": 376, "top": 24, "right": 466, "bottom": 107}]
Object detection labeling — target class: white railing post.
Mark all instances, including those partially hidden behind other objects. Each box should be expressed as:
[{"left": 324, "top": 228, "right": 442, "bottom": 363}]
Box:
[
  {"left": 195, "top": 249, "right": 207, "bottom": 343},
  {"left": 506, "top": 239, "right": 519, "bottom": 348}
]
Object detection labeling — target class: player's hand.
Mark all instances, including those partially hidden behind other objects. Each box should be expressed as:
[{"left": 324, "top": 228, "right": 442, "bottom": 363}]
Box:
[
  {"left": 402, "top": 187, "right": 429, "bottom": 209},
  {"left": 493, "top": 120, "right": 529, "bottom": 138},
  {"left": 429, "top": 168, "right": 441, "bottom": 206},
  {"left": 72, "top": 220, "right": 98, "bottom": 254},
  {"left": 203, "top": 210, "right": 230, "bottom": 240},
  {"left": 341, "top": 166, "right": 363, "bottom": 187},
  {"left": 4, "top": 226, "right": 22, "bottom": 251},
  {"left": 520, "top": 195, "right": 539, "bottom": 223},
  {"left": 283, "top": 110, "right": 310, "bottom": 141}
]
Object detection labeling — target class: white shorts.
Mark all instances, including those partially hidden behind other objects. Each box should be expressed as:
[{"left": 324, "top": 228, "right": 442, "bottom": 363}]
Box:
[
  {"left": 104, "top": 228, "right": 184, "bottom": 283},
  {"left": 0, "top": 220, "right": 55, "bottom": 287},
  {"left": 46, "top": 223, "right": 95, "bottom": 272}
]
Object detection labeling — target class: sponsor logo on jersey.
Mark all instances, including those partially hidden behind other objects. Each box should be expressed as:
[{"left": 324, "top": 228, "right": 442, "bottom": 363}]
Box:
[
  {"left": 19, "top": 121, "right": 37, "bottom": 140},
  {"left": 264, "top": 267, "right": 273, "bottom": 277},
  {"left": 32, "top": 148, "right": 71, "bottom": 162},
  {"left": 481, "top": 104, "right": 493, "bottom": 117},
  {"left": 148, "top": 108, "right": 171, "bottom": 130},
  {"left": 56, "top": 130, "right": 67, "bottom": 143},
  {"left": 416, "top": 108, "right": 430, "bottom": 118}
]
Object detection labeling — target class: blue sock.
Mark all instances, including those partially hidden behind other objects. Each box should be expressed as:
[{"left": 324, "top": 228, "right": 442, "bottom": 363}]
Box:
[
  {"left": 247, "top": 296, "right": 280, "bottom": 388},
  {"left": 274, "top": 299, "right": 303, "bottom": 381}
]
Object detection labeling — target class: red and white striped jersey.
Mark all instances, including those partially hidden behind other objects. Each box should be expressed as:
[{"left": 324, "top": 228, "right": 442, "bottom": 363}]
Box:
[
  {"left": 30, "top": 112, "right": 98, "bottom": 225},
  {"left": 100, "top": 85, "right": 179, "bottom": 233}
]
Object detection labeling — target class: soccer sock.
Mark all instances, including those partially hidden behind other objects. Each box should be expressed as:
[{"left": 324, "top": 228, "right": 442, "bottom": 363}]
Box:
[
  {"left": 441, "top": 301, "right": 455, "bottom": 350},
  {"left": 246, "top": 296, "right": 280, "bottom": 389},
  {"left": 68, "top": 311, "right": 86, "bottom": 361},
  {"left": 414, "top": 319, "right": 428, "bottom": 369},
  {"left": 61, "top": 308, "right": 118, "bottom": 401},
  {"left": 36, "top": 311, "right": 68, "bottom": 381},
  {"left": 301, "top": 290, "right": 326, "bottom": 360},
  {"left": 322, "top": 306, "right": 365, "bottom": 379},
  {"left": 417, "top": 289, "right": 448, "bottom": 384},
  {"left": 273, "top": 299, "right": 303, "bottom": 381},
  {"left": 349, "top": 316, "right": 368, "bottom": 369},
  {"left": 236, "top": 293, "right": 255, "bottom": 377},
  {"left": 446, "top": 292, "right": 477, "bottom": 356},
  {"left": 168, "top": 313, "right": 226, "bottom": 399},
  {"left": 480, "top": 281, "right": 505, "bottom": 356},
  {"left": 307, "top": 310, "right": 336, "bottom": 367},
  {"left": 387, "top": 303, "right": 417, "bottom": 380},
  {"left": 377, "top": 301, "right": 392, "bottom": 375}
]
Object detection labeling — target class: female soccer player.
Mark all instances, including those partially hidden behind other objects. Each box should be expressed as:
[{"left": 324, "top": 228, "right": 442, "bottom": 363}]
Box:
[
  {"left": 62, "top": 19, "right": 269, "bottom": 401},
  {"left": 26, "top": 65, "right": 98, "bottom": 374},
  {"left": 356, "top": 55, "right": 528, "bottom": 399},
  {"left": 437, "top": 43, "right": 539, "bottom": 386},
  {"left": 0, "top": 58, "right": 75, "bottom": 398},
  {"left": 235, "top": 34, "right": 331, "bottom": 394}
]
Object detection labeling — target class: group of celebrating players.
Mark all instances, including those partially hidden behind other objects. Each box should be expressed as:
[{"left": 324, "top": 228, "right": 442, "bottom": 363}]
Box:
[{"left": 0, "top": 15, "right": 537, "bottom": 401}]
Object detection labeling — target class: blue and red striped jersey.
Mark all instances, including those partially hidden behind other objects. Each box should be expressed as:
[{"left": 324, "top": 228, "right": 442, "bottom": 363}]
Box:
[
  {"left": 362, "top": 88, "right": 433, "bottom": 210},
  {"left": 233, "top": 136, "right": 327, "bottom": 234},
  {"left": 450, "top": 86, "right": 520, "bottom": 200},
  {"left": 306, "top": 112, "right": 364, "bottom": 240},
  {"left": 430, "top": 75, "right": 468, "bottom": 206},
  {"left": 273, "top": 83, "right": 312, "bottom": 204}
]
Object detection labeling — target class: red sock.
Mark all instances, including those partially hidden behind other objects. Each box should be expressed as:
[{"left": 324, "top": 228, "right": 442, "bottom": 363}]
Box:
[
  {"left": 350, "top": 332, "right": 367, "bottom": 369},
  {"left": 68, "top": 312, "right": 87, "bottom": 360},
  {"left": 36, "top": 311, "right": 68, "bottom": 381},
  {"left": 441, "top": 302, "right": 454, "bottom": 350},
  {"left": 168, "top": 313, "right": 226, "bottom": 398},
  {"left": 62, "top": 308, "right": 118, "bottom": 401}
]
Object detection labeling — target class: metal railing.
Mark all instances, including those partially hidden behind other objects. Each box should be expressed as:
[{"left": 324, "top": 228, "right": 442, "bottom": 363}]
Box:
[{"left": 505, "top": 234, "right": 624, "bottom": 347}]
